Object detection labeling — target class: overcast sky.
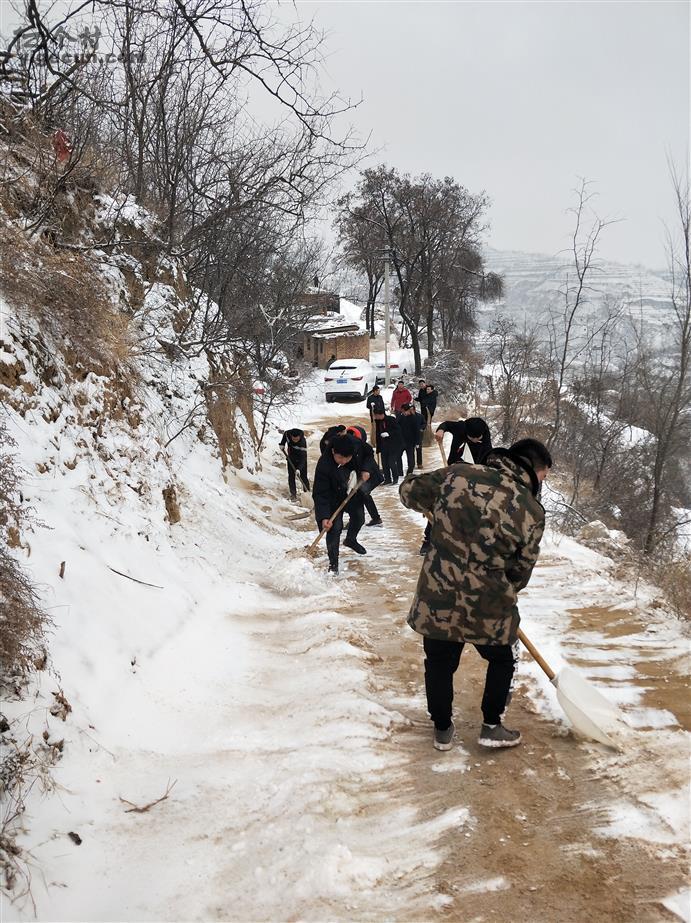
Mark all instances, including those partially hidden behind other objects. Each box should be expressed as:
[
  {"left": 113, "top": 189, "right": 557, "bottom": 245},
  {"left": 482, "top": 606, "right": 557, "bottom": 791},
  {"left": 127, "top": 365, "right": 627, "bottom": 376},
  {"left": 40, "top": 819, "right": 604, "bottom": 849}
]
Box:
[
  {"left": 279, "top": 0, "right": 689, "bottom": 269},
  {"left": 1, "top": 0, "right": 687, "bottom": 268}
]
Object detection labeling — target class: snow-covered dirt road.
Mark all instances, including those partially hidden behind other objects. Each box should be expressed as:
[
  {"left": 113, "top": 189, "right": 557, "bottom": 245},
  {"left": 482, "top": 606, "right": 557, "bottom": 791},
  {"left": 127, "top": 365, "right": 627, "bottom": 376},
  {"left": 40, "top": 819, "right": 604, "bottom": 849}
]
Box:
[
  {"left": 295, "top": 411, "right": 690, "bottom": 923},
  {"left": 6, "top": 400, "right": 689, "bottom": 923}
]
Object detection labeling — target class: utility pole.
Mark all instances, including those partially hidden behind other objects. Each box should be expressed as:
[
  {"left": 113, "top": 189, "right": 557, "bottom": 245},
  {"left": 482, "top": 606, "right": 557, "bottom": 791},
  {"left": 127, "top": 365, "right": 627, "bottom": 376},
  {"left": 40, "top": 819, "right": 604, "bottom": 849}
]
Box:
[{"left": 384, "top": 252, "right": 391, "bottom": 388}]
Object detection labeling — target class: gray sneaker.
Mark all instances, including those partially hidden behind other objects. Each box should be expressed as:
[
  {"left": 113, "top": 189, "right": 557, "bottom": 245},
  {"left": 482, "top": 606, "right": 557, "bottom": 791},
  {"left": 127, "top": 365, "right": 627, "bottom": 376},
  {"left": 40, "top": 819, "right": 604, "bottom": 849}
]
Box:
[
  {"left": 433, "top": 721, "right": 455, "bottom": 751},
  {"left": 478, "top": 723, "right": 522, "bottom": 748}
]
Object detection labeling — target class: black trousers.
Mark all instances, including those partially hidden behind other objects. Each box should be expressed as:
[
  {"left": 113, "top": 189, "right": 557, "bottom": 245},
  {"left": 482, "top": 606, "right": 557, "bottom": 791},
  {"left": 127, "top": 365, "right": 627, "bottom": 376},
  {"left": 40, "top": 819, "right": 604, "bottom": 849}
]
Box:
[
  {"left": 363, "top": 492, "right": 380, "bottom": 521},
  {"left": 287, "top": 461, "right": 309, "bottom": 497},
  {"left": 322, "top": 496, "right": 365, "bottom": 568},
  {"left": 325, "top": 513, "right": 343, "bottom": 568},
  {"left": 404, "top": 444, "right": 421, "bottom": 474},
  {"left": 344, "top": 494, "right": 365, "bottom": 542},
  {"left": 381, "top": 446, "right": 403, "bottom": 483},
  {"left": 423, "top": 635, "right": 516, "bottom": 729}
]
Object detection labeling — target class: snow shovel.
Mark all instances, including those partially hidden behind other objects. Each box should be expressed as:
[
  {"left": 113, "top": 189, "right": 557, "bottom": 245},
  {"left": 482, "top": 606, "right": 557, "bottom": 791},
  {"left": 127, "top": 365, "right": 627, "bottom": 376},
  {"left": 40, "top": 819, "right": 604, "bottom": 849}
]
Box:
[
  {"left": 517, "top": 627, "right": 626, "bottom": 748},
  {"left": 288, "top": 478, "right": 365, "bottom": 559},
  {"left": 282, "top": 448, "right": 313, "bottom": 511}
]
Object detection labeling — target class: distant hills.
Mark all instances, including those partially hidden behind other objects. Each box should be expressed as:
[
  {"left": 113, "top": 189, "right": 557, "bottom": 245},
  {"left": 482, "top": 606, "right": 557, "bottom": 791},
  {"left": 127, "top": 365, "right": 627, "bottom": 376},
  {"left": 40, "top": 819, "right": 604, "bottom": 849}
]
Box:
[{"left": 480, "top": 248, "right": 675, "bottom": 346}]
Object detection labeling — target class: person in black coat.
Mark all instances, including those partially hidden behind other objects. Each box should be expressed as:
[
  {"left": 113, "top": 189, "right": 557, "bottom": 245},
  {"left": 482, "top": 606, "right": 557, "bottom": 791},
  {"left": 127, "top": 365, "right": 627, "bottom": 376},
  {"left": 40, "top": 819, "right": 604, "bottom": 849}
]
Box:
[
  {"left": 366, "top": 385, "right": 385, "bottom": 416},
  {"left": 346, "top": 425, "right": 384, "bottom": 528},
  {"left": 417, "top": 416, "right": 493, "bottom": 556},
  {"left": 397, "top": 403, "right": 426, "bottom": 474},
  {"left": 417, "top": 384, "right": 438, "bottom": 425},
  {"left": 435, "top": 416, "right": 492, "bottom": 465},
  {"left": 373, "top": 411, "right": 404, "bottom": 485},
  {"left": 312, "top": 435, "right": 356, "bottom": 573},
  {"left": 279, "top": 428, "right": 309, "bottom": 500}
]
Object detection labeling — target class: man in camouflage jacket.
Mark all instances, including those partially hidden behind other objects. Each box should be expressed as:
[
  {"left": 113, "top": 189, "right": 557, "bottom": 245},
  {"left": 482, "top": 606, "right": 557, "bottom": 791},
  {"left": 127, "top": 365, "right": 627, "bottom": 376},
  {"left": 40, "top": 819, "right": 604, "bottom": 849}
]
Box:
[{"left": 399, "top": 438, "right": 552, "bottom": 750}]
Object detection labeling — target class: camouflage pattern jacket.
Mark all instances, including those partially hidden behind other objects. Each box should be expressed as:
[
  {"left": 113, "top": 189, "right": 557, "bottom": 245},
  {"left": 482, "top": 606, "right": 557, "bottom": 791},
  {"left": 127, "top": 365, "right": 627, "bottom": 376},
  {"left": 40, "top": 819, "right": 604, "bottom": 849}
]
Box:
[{"left": 399, "top": 449, "right": 545, "bottom": 645}]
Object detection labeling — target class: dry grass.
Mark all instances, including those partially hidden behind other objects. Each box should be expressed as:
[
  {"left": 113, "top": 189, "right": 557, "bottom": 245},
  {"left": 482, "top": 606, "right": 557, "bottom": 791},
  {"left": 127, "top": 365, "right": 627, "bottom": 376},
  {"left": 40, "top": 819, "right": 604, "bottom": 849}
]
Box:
[
  {"left": 648, "top": 555, "right": 691, "bottom": 621},
  {"left": 0, "top": 547, "right": 51, "bottom": 681},
  {"left": 0, "top": 217, "right": 131, "bottom": 377},
  {"left": 0, "top": 423, "right": 52, "bottom": 681}
]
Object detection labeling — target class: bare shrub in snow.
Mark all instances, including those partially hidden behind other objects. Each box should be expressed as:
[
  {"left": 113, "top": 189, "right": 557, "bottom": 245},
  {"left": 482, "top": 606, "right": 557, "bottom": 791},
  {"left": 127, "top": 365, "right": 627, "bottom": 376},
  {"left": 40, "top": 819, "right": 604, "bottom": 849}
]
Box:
[
  {"left": 0, "top": 423, "right": 52, "bottom": 902},
  {"left": 0, "top": 421, "right": 51, "bottom": 683},
  {"left": 486, "top": 315, "right": 552, "bottom": 443},
  {"left": 647, "top": 555, "right": 691, "bottom": 620},
  {"left": 422, "top": 345, "right": 482, "bottom": 413}
]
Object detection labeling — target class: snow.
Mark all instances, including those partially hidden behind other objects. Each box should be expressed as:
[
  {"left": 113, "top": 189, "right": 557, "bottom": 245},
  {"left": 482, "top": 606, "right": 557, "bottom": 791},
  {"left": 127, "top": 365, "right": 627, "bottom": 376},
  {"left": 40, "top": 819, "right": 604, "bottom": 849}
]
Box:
[
  {"left": 2, "top": 301, "right": 689, "bottom": 918},
  {"left": 455, "top": 876, "right": 510, "bottom": 894},
  {"left": 338, "top": 297, "right": 365, "bottom": 326},
  {"left": 1, "top": 308, "right": 476, "bottom": 920},
  {"left": 661, "top": 890, "right": 691, "bottom": 923}
]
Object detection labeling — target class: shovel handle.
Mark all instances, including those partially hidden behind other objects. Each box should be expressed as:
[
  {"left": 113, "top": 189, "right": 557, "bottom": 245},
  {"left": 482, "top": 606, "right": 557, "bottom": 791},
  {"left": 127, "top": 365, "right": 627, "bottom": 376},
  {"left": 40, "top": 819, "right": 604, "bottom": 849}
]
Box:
[
  {"left": 437, "top": 437, "right": 447, "bottom": 467},
  {"left": 420, "top": 507, "right": 557, "bottom": 684},
  {"left": 517, "top": 628, "right": 556, "bottom": 681},
  {"left": 283, "top": 446, "right": 309, "bottom": 492},
  {"left": 308, "top": 480, "right": 365, "bottom": 552}
]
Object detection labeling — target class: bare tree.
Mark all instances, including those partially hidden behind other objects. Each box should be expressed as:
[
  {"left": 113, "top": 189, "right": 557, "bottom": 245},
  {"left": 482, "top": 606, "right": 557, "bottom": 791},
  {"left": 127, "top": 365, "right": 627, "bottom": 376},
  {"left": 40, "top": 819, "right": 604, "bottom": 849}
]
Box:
[
  {"left": 487, "top": 315, "right": 547, "bottom": 443},
  {"left": 637, "top": 165, "right": 691, "bottom": 552},
  {"left": 546, "top": 179, "right": 617, "bottom": 448},
  {"left": 334, "top": 201, "right": 383, "bottom": 337},
  {"left": 336, "top": 165, "right": 491, "bottom": 373}
]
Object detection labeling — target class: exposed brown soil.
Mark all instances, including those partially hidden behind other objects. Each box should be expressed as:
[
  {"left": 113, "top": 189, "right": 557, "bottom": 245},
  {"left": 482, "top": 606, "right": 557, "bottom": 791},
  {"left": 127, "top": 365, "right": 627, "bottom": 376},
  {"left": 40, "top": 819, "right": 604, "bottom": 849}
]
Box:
[{"left": 307, "top": 411, "right": 689, "bottom": 922}]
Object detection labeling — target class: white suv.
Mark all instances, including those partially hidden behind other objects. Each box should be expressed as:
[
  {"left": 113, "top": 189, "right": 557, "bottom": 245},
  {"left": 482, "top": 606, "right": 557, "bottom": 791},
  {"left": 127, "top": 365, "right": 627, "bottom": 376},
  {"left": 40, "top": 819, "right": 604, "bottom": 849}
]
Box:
[{"left": 324, "top": 359, "right": 377, "bottom": 402}]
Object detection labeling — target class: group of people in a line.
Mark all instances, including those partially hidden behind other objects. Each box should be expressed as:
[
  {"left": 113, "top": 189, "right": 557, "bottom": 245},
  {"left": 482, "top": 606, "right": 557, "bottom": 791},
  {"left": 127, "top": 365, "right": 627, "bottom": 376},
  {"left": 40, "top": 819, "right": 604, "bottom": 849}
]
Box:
[
  {"left": 365, "top": 378, "right": 439, "bottom": 486},
  {"left": 279, "top": 391, "right": 553, "bottom": 753}
]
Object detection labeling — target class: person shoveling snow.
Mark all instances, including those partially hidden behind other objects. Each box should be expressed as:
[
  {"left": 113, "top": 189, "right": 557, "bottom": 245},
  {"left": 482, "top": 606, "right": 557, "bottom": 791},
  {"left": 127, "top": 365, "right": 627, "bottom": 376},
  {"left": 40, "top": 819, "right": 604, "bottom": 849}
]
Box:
[{"left": 400, "top": 438, "right": 551, "bottom": 751}]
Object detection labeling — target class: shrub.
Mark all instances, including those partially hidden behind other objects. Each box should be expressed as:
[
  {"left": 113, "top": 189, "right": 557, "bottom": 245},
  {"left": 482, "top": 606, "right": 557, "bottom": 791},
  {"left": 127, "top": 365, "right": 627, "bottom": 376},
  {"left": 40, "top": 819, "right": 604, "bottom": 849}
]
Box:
[
  {"left": 0, "top": 216, "right": 131, "bottom": 377},
  {"left": 0, "top": 421, "right": 51, "bottom": 682}
]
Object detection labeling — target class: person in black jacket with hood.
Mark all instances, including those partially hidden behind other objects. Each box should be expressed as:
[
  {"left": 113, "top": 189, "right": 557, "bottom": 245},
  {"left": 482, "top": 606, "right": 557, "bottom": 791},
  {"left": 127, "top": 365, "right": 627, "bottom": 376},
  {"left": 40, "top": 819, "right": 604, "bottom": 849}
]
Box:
[
  {"left": 313, "top": 435, "right": 356, "bottom": 573},
  {"left": 313, "top": 426, "right": 383, "bottom": 572},
  {"left": 279, "top": 428, "right": 309, "bottom": 500},
  {"left": 346, "top": 425, "right": 385, "bottom": 528},
  {"left": 416, "top": 383, "right": 438, "bottom": 425}
]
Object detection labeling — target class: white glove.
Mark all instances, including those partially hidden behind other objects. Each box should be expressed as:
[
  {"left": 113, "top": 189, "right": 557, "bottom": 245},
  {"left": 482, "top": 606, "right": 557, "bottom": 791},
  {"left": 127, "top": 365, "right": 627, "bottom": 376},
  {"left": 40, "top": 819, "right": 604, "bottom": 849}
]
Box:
[
  {"left": 347, "top": 471, "right": 358, "bottom": 492},
  {"left": 381, "top": 432, "right": 390, "bottom": 438}
]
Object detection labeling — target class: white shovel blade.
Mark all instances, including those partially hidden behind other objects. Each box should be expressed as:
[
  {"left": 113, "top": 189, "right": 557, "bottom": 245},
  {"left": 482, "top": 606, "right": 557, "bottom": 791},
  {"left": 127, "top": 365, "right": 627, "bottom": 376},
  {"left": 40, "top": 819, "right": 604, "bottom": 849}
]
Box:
[
  {"left": 555, "top": 666, "right": 626, "bottom": 748},
  {"left": 297, "top": 491, "right": 314, "bottom": 510}
]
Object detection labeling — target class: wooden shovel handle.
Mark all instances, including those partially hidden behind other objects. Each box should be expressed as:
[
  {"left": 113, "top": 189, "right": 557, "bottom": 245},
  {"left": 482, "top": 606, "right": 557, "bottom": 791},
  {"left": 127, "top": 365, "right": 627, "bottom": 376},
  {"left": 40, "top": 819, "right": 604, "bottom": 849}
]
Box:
[
  {"left": 517, "top": 628, "right": 556, "bottom": 681},
  {"left": 283, "top": 447, "right": 309, "bottom": 492},
  {"left": 437, "top": 437, "right": 447, "bottom": 467},
  {"left": 309, "top": 480, "right": 365, "bottom": 552}
]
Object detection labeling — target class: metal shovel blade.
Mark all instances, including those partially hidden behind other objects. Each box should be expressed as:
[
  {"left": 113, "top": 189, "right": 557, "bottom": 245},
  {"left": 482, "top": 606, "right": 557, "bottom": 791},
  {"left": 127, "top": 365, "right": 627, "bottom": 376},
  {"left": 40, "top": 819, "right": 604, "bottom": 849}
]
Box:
[{"left": 554, "top": 666, "right": 627, "bottom": 748}]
